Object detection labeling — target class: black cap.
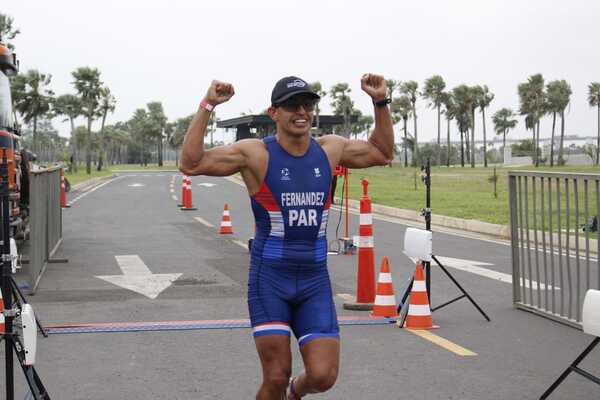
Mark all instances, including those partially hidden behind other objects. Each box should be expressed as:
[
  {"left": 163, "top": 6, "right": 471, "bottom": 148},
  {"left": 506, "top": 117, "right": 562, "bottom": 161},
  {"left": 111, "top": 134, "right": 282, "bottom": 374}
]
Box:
[{"left": 271, "top": 76, "right": 320, "bottom": 106}]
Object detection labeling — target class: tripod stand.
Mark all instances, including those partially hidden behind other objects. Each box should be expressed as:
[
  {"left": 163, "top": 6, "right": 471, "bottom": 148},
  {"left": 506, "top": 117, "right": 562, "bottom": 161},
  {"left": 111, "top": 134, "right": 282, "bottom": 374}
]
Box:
[
  {"left": 1, "top": 150, "right": 51, "bottom": 399},
  {"left": 397, "top": 159, "right": 490, "bottom": 326}
]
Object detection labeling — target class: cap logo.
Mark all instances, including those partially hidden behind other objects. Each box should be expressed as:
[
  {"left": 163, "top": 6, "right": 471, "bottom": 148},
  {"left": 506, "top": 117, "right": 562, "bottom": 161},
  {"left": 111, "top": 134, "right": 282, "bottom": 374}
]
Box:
[{"left": 287, "top": 79, "right": 306, "bottom": 89}]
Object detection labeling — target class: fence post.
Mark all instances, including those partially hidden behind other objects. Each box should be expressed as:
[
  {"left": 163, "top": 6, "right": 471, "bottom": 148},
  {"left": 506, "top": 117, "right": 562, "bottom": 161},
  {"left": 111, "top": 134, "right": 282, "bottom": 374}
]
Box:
[{"left": 508, "top": 173, "right": 521, "bottom": 304}]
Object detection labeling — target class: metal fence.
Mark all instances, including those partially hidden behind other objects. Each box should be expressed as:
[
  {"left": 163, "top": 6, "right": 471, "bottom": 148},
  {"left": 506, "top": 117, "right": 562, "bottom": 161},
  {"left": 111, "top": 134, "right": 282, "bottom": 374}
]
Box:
[
  {"left": 22, "top": 166, "right": 63, "bottom": 291},
  {"left": 509, "top": 171, "right": 600, "bottom": 329}
]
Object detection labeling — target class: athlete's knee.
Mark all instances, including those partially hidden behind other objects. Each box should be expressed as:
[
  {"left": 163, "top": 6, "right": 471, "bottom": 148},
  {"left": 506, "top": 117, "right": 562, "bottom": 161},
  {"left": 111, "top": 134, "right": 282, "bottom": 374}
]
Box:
[
  {"left": 263, "top": 366, "right": 292, "bottom": 390},
  {"left": 307, "top": 366, "right": 338, "bottom": 392}
]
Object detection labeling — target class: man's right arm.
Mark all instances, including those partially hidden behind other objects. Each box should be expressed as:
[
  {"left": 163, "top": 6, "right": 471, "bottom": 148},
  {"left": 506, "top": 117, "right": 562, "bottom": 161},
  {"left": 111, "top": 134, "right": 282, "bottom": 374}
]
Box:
[{"left": 179, "top": 80, "right": 245, "bottom": 177}]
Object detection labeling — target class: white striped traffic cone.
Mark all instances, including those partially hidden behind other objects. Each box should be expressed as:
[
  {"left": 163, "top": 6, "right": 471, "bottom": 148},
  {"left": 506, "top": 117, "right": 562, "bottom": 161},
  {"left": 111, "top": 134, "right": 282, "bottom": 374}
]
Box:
[
  {"left": 219, "top": 203, "right": 233, "bottom": 234},
  {"left": 0, "top": 287, "right": 4, "bottom": 333},
  {"left": 371, "top": 257, "right": 398, "bottom": 317},
  {"left": 404, "top": 261, "right": 438, "bottom": 329}
]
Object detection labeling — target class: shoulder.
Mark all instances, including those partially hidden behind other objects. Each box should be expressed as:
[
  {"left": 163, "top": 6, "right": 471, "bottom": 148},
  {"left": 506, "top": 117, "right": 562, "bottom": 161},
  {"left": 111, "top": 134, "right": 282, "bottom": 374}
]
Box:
[
  {"left": 316, "top": 134, "right": 347, "bottom": 148},
  {"left": 233, "top": 138, "right": 267, "bottom": 153}
]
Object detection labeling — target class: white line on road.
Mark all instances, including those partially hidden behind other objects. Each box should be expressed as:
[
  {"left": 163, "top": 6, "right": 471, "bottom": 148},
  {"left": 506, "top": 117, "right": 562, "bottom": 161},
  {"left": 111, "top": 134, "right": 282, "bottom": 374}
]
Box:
[
  {"left": 68, "top": 176, "right": 123, "bottom": 205},
  {"left": 232, "top": 240, "right": 249, "bottom": 250},
  {"left": 170, "top": 189, "right": 174, "bottom": 193},
  {"left": 408, "top": 256, "right": 559, "bottom": 290},
  {"left": 171, "top": 195, "right": 178, "bottom": 201},
  {"left": 194, "top": 217, "right": 214, "bottom": 228}
]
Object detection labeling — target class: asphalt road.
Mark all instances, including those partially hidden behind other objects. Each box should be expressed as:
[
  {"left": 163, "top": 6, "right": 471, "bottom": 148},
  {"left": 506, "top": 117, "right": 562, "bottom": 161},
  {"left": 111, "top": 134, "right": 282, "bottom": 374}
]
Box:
[{"left": 2, "top": 171, "right": 598, "bottom": 399}]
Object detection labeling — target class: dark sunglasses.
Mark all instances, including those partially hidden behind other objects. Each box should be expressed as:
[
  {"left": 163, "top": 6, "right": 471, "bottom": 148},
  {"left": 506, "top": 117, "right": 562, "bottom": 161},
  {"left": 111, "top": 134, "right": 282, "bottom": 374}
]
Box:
[{"left": 276, "top": 98, "right": 319, "bottom": 112}]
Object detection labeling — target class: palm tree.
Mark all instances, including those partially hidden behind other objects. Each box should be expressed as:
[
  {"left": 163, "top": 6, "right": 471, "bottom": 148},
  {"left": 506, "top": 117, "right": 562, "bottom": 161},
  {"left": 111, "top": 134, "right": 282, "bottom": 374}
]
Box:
[
  {"left": 422, "top": 75, "right": 446, "bottom": 165},
  {"left": 546, "top": 80, "right": 571, "bottom": 166},
  {"left": 96, "top": 87, "right": 116, "bottom": 170},
  {"left": 588, "top": 82, "right": 600, "bottom": 165},
  {"left": 452, "top": 85, "right": 474, "bottom": 167},
  {"left": 468, "top": 85, "right": 483, "bottom": 167},
  {"left": 147, "top": 101, "right": 167, "bottom": 166},
  {"left": 478, "top": 86, "right": 494, "bottom": 167},
  {"left": 441, "top": 92, "right": 455, "bottom": 167},
  {"left": 518, "top": 74, "right": 545, "bottom": 167},
  {"left": 330, "top": 83, "right": 353, "bottom": 137},
  {"left": 11, "top": 69, "right": 54, "bottom": 153},
  {"left": 492, "top": 108, "right": 518, "bottom": 163},
  {"left": 53, "top": 94, "right": 82, "bottom": 170},
  {"left": 391, "top": 96, "right": 412, "bottom": 167},
  {"left": 72, "top": 67, "right": 103, "bottom": 174},
  {"left": 309, "top": 81, "right": 327, "bottom": 130},
  {"left": 0, "top": 14, "right": 20, "bottom": 50},
  {"left": 386, "top": 79, "right": 400, "bottom": 103},
  {"left": 400, "top": 81, "right": 419, "bottom": 165}
]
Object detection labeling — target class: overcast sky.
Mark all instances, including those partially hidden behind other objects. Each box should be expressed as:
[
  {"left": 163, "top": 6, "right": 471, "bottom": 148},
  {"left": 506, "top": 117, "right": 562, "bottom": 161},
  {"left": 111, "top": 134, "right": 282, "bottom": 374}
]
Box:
[{"left": 3, "top": 0, "right": 600, "bottom": 144}]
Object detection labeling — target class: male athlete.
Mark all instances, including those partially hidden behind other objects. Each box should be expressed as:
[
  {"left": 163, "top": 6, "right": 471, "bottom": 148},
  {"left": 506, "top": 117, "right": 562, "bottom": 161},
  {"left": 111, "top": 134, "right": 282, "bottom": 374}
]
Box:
[{"left": 180, "top": 74, "right": 394, "bottom": 399}]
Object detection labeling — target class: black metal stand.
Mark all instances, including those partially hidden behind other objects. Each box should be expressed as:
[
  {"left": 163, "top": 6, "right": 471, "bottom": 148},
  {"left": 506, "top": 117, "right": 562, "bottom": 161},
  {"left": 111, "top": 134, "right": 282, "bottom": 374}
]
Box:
[
  {"left": 397, "top": 159, "right": 490, "bottom": 326},
  {"left": 1, "top": 150, "right": 51, "bottom": 399},
  {"left": 539, "top": 337, "right": 600, "bottom": 399}
]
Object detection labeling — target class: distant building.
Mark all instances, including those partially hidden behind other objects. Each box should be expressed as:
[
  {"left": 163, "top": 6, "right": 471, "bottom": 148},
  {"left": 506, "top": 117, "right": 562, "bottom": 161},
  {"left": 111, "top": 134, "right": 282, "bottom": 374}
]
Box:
[{"left": 217, "top": 114, "right": 356, "bottom": 141}]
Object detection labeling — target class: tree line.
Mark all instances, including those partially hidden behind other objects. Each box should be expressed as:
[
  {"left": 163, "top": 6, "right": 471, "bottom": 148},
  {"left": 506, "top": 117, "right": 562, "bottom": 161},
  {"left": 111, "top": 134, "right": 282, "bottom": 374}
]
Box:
[{"left": 2, "top": 14, "right": 600, "bottom": 170}]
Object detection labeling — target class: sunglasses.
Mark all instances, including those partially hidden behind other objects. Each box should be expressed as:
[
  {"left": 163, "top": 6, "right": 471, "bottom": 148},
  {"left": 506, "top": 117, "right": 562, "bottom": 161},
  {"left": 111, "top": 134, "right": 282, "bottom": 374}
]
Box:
[{"left": 276, "top": 98, "right": 319, "bottom": 113}]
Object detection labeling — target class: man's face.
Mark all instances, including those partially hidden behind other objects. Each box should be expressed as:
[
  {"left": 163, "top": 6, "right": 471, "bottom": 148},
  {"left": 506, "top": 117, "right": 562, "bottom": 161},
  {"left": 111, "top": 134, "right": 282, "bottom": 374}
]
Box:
[{"left": 268, "top": 94, "right": 319, "bottom": 138}]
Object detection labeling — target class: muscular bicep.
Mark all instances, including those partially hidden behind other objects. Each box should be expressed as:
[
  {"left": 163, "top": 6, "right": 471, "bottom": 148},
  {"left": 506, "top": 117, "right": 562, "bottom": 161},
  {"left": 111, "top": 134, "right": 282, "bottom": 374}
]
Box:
[
  {"left": 181, "top": 142, "right": 247, "bottom": 176},
  {"left": 339, "top": 138, "right": 390, "bottom": 168}
]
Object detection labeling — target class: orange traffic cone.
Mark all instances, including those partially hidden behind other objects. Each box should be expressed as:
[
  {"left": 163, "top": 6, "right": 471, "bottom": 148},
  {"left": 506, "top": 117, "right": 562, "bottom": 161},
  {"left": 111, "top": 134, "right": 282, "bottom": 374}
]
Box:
[
  {"left": 343, "top": 179, "right": 375, "bottom": 311},
  {"left": 219, "top": 203, "right": 233, "bottom": 234},
  {"left": 0, "top": 287, "right": 5, "bottom": 333},
  {"left": 60, "top": 169, "right": 70, "bottom": 208},
  {"left": 371, "top": 257, "right": 398, "bottom": 318},
  {"left": 180, "top": 176, "right": 197, "bottom": 211},
  {"left": 404, "top": 261, "right": 437, "bottom": 329},
  {"left": 178, "top": 174, "right": 187, "bottom": 207}
]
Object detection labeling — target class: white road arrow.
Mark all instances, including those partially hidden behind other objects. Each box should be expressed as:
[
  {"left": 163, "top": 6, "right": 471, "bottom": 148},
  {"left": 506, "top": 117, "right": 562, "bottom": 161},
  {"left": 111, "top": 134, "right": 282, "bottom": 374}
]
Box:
[
  {"left": 407, "top": 255, "right": 558, "bottom": 290},
  {"left": 198, "top": 183, "right": 217, "bottom": 187},
  {"left": 97, "top": 255, "right": 182, "bottom": 299}
]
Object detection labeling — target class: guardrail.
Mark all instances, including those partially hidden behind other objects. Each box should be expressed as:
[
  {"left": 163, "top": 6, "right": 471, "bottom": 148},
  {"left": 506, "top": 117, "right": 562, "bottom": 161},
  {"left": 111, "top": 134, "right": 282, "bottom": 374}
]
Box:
[
  {"left": 509, "top": 171, "right": 600, "bottom": 329},
  {"left": 22, "top": 166, "right": 64, "bottom": 291}
]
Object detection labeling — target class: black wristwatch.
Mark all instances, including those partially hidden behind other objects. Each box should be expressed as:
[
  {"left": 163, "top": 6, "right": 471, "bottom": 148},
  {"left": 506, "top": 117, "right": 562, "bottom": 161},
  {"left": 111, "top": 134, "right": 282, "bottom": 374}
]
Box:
[{"left": 373, "top": 98, "right": 392, "bottom": 107}]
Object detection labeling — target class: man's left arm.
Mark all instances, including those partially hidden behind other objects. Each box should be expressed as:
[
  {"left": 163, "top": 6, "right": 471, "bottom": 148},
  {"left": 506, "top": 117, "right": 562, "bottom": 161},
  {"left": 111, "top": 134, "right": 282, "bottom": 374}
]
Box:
[{"left": 336, "top": 74, "right": 395, "bottom": 168}]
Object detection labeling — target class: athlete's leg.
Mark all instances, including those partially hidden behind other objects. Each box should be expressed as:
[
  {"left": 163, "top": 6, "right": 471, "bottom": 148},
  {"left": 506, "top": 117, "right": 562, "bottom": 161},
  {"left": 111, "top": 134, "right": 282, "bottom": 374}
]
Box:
[
  {"left": 255, "top": 334, "right": 292, "bottom": 400},
  {"left": 291, "top": 337, "right": 340, "bottom": 397}
]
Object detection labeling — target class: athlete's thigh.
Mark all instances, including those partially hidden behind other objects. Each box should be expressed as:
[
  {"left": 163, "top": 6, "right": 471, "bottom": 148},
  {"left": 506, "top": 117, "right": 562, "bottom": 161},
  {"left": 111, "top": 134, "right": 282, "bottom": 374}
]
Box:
[
  {"left": 291, "top": 269, "right": 339, "bottom": 346},
  {"left": 299, "top": 337, "right": 340, "bottom": 375},
  {"left": 254, "top": 334, "right": 292, "bottom": 375}
]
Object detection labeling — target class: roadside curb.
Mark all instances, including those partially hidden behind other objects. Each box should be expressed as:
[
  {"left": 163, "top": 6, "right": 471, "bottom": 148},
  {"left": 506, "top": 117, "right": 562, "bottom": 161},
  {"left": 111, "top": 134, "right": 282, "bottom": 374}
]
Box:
[
  {"left": 226, "top": 173, "right": 510, "bottom": 240},
  {"left": 340, "top": 198, "right": 511, "bottom": 240},
  {"left": 71, "top": 174, "right": 117, "bottom": 192}
]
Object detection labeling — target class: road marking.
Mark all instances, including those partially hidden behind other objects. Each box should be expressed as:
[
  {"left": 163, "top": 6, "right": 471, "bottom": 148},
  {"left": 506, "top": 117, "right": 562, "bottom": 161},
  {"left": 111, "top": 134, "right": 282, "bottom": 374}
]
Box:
[
  {"left": 171, "top": 195, "right": 177, "bottom": 201},
  {"left": 128, "top": 183, "right": 145, "bottom": 187},
  {"left": 198, "top": 183, "right": 217, "bottom": 187},
  {"left": 170, "top": 188, "right": 174, "bottom": 193},
  {"left": 194, "top": 217, "right": 214, "bottom": 228},
  {"left": 96, "top": 255, "right": 182, "bottom": 299},
  {"left": 68, "top": 176, "right": 123, "bottom": 205},
  {"left": 408, "top": 256, "right": 559, "bottom": 290},
  {"left": 336, "top": 293, "right": 355, "bottom": 302},
  {"left": 232, "top": 240, "right": 249, "bottom": 250},
  {"left": 407, "top": 329, "right": 477, "bottom": 356}
]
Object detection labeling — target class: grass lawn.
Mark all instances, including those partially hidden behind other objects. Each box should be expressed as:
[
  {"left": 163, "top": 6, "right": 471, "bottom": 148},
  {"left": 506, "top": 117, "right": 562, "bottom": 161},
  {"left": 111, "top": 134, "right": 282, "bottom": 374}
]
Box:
[
  {"left": 65, "top": 162, "right": 180, "bottom": 186},
  {"left": 343, "top": 164, "right": 600, "bottom": 226}
]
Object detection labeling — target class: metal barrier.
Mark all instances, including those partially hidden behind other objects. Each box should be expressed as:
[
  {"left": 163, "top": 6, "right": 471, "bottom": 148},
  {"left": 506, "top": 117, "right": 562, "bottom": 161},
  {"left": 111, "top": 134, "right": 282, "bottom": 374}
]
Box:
[
  {"left": 509, "top": 171, "right": 600, "bottom": 329},
  {"left": 22, "top": 166, "right": 63, "bottom": 291}
]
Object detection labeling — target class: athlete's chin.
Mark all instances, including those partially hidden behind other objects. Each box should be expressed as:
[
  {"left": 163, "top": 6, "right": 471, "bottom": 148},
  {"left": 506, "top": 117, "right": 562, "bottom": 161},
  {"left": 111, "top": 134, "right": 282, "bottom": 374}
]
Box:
[{"left": 287, "top": 127, "right": 311, "bottom": 137}]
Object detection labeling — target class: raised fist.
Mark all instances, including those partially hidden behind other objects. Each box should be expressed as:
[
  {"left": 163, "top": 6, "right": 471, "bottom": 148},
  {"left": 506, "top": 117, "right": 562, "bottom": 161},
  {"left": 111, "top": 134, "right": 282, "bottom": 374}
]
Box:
[
  {"left": 361, "top": 74, "right": 387, "bottom": 102},
  {"left": 205, "top": 80, "right": 235, "bottom": 106}
]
